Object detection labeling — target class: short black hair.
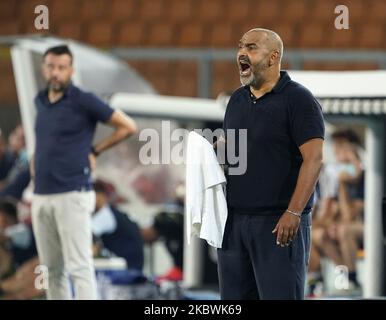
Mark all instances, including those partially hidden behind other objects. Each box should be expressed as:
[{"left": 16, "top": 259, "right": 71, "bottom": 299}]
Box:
[
  {"left": 43, "top": 45, "right": 73, "bottom": 64},
  {"left": 331, "top": 129, "right": 362, "bottom": 146},
  {"left": 0, "top": 198, "right": 18, "bottom": 222}
]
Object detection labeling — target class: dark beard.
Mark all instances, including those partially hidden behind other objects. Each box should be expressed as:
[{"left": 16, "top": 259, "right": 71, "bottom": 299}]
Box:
[
  {"left": 48, "top": 80, "right": 69, "bottom": 93},
  {"left": 249, "top": 73, "right": 265, "bottom": 89},
  {"left": 249, "top": 58, "right": 269, "bottom": 90}
]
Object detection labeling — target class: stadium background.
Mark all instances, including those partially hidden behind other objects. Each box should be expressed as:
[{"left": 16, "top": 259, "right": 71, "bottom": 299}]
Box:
[
  {"left": 1, "top": 0, "right": 386, "bottom": 129},
  {"left": 0, "top": 0, "right": 385, "bottom": 299}
]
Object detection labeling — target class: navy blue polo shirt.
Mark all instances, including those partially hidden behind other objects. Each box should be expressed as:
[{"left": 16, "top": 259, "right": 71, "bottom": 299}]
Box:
[
  {"left": 100, "top": 206, "right": 144, "bottom": 271},
  {"left": 34, "top": 83, "right": 114, "bottom": 194},
  {"left": 223, "top": 71, "right": 325, "bottom": 215},
  {"left": 0, "top": 151, "right": 15, "bottom": 180}
]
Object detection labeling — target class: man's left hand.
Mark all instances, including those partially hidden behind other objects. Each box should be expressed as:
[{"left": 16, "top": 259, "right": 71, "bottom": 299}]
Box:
[{"left": 272, "top": 212, "right": 301, "bottom": 247}]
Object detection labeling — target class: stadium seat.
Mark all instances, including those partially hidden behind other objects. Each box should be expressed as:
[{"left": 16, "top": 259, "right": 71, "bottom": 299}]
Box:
[
  {"left": 270, "top": 22, "right": 297, "bottom": 48},
  {"left": 342, "top": 0, "right": 365, "bottom": 23},
  {"left": 57, "top": 21, "right": 84, "bottom": 41},
  {"left": 280, "top": 0, "right": 310, "bottom": 23},
  {"left": 0, "top": 21, "right": 21, "bottom": 35},
  {"left": 143, "top": 60, "right": 173, "bottom": 77},
  {"left": 173, "top": 63, "right": 198, "bottom": 97},
  {"left": 307, "top": 0, "right": 336, "bottom": 23},
  {"left": 358, "top": 23, "right": 386, "bottom": 49},
  {"left": 79, "top": 0, "right": 107, "bottom": 22},
  {"left": 107, "top": 0, "right": 136, "bottom": 22},
  {"left": 85, "top": 21, "right": 115, "bottom": 47},
  {"left": 49, "top": 0, "right": 78, "bottom": 22},
  {"left": 116, "top": 21, "right": 147, "bottom": 47},
  {"left": 212, "top": 61, "right": 240, "bottom": 98},
  {"left": 165, "top": 0, "right": 195, "bottom": 22},
  {"left": 208, "top": 24, "right": 238, "bottom": 48},
  {"left": 368, "top": 0, "right": 386, "bottom": 22},
  {"left": 298, "top": 23, "right": 326, "bottom": 48},
  {"left": 196, "top": 0, "right": 225, "bottom": 22},
  {"left": 178, "top": 23, "right": 205, "bottom": 47},
  {"left": 126, "top": 59, "right": 177, "bottom": 95},
  {"left": 138, "top": 0, "right": 166, "bottom": 21},
  {"left": 147, "top": 22, "right": 175, "bottom": 47},
  {"left": 148, "top": 75, "right": 173, "bottom": 95},
  {"left": 174, "top": 61, "right": 197, "bottom": 75},
  {"left": 253, "top": 0, "right": 281, "bottom": 24},
  {"left": 328, "top": 27, "right": 355, "bottom": 48},
  {"left": 126, "top": 60, "right": 148, "bottom": 77},
  {"left": 0, "top": 0, "right": 17, "bottom": 20},
  {"left": 226, "top": 0, "right": 253, "bottom": 23}
]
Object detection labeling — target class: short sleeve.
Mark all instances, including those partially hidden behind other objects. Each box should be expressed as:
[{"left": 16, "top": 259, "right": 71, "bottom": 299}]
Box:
[
  {"left": 288, "top": 86, "right": 325, "bottom": 147},
  {"left": 80, "top": 92, "right": 114, "bottom": 123}
]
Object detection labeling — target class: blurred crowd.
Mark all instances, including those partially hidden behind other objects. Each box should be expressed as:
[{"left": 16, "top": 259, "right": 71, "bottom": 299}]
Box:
[
  {"left": 0, "top": 124, "right": 366, "bottom": 299},
  {"left": 0, "top": 125, "right": 184, "bottom": 300},
  {"left": 308, "top": 128, "right": 365, "bottom": 297},
  {"left": 0, "top": 125, "right": 38, "bottom": 299}
]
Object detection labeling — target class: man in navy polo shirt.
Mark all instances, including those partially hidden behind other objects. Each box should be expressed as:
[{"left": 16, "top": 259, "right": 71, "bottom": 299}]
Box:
[
  {"left": 218, "top": 29, "right": 325, "bottom": 300},
  {"left": 31, "top": 45, "right": 137, "bottom": 300}
]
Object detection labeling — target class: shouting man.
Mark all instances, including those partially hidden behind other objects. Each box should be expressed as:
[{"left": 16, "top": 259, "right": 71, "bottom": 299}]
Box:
[{"left": 218, "top": 29, "right": 325, "bottom": 300}]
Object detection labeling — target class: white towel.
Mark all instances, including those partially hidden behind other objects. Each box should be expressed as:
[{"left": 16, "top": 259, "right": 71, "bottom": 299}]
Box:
[{"left": 185, "top": 131, "right": 228, "bottom": 248}]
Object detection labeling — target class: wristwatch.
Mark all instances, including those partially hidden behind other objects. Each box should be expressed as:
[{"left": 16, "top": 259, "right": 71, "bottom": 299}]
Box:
[{"left": 91, "top": 146, "right": 99, "bottom": 157}]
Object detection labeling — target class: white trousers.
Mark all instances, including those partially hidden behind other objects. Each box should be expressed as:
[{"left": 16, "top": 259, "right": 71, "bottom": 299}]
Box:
[{"left": 31, "top": 191, "right": 97, "bottom": 300}]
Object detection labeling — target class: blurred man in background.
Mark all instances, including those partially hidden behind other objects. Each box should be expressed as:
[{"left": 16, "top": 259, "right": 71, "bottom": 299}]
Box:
[
  {"left": 307, "top": 163, "right": 340, "bottom": 296},
  {"left": 0, "top": 126, "right": 31, "bottom": 200},
  {"left": 309, "top": 129, "right": 364, "bottom": 295},
  {"left": 331, "top": 130, "right": 364, "bottom": 289},
  {"left": 6, "top": 125, "right": 28, "bottom": 182},
  {"left": 31, "top": 45, "right": 138, "bottom": 300},
  {"left": 92, "top": 180, "right": 144, "bottom": 272},
  {"left": 141, "top": 188, "right": 184, "bottom": 283}
]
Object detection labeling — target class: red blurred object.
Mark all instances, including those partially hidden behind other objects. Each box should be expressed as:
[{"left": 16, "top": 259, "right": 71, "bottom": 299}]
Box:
[
  {"left": 94, "top": 179, "right": 128, "bottom": 205},
  {"left": 155, "top": 266, "right": 183, "bottom": 284}
]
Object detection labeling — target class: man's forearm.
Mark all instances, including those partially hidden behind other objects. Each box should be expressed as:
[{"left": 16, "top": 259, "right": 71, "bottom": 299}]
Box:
[
  {"left": 288, "top": 159, "right": 323, "bottom": 214},
  {"left": 93, "top": 128, "right": 132, "bottom": 155},
  {"left": 93, "top": 111, "right": 138, "bottom": 156}
]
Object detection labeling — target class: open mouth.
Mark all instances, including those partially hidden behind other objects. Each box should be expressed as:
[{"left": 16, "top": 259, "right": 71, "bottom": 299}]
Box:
[{"left": 239, "top": 59, "right": 251, "bottom": 75}]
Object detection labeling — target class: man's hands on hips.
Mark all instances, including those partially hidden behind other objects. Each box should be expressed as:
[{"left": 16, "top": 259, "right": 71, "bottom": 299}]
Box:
[{"left": 272, "top": 212, "right": 301, "bottom": 247}]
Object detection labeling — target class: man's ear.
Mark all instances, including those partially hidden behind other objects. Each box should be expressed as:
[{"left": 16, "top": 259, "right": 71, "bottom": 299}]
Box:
[{"left": 269, "top": 50, "right": 280, "bottom": 66}]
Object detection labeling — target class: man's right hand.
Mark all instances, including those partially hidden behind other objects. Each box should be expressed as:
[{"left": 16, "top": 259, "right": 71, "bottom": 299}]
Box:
[{"left": 272, "top": 211, "right": 301, "bottom": 247}]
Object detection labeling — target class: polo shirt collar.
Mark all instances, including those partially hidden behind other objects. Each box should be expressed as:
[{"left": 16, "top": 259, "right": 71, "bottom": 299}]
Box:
[
  {"left": 39, "top": 82, "right": 74, "bottom": 105},
  {"left": 244, "top": 70, "right": 291, "bottom": 97},
  {"left": 271, "top": 71, "right": 291, "bottom": 93},
  {"left": 62, "top": 82, "right": 74, "bottom": 97}
]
